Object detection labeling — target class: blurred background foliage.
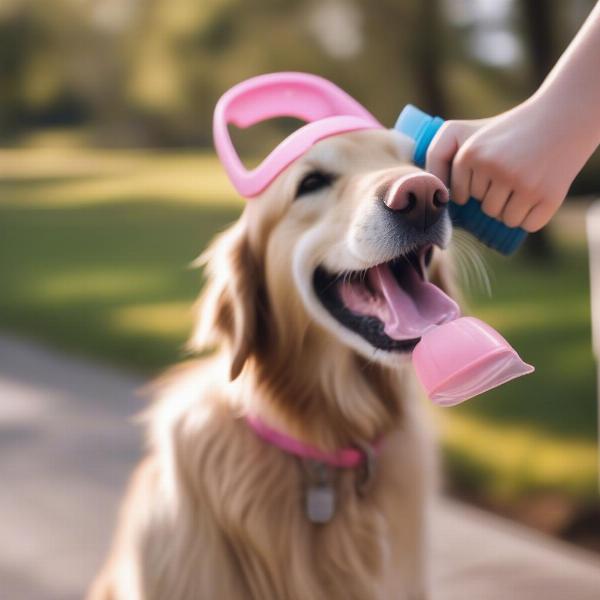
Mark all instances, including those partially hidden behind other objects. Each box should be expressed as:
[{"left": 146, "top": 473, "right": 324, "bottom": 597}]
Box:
[
  {"left": 2, "top": 0, "right": 600, "bottom": 548},
  {"left": 1, "top": 0, "right": 599, "bottom": 193}
]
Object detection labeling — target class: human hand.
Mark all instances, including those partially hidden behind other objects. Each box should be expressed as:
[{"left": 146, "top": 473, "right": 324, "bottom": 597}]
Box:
[{"left": 425, "top": 99, "right": 586, "bottom": 232}]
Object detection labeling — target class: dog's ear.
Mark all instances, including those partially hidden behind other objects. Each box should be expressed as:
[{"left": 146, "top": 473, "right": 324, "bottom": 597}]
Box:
[{"left": 189, "top": 218, "right": 262, "bottom": 380}]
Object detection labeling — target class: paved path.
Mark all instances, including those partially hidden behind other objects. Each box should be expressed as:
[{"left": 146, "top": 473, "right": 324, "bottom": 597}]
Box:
[
  {"left": 0, "top": 336, "right": 143, "bottom": 600},
  {"left": 2, "top": 335, "right": 600, "bottom": 599}
]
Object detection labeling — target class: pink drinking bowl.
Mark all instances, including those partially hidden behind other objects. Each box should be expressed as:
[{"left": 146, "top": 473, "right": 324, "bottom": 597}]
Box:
[{"left": 412, "top": 316, "right": 534, "bottom": 407}]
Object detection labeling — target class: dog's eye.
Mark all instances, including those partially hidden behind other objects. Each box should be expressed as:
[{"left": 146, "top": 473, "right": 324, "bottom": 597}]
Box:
[{"left": 296, "top": 171, "right": 334, "bottom": 198}]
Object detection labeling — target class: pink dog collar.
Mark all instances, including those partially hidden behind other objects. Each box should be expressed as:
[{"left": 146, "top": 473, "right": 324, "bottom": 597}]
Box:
[
  {"left": 213, "top": 72, "right": 383, "bottom": 197},
  {"left": 245, "top": 414, "right": 377, "bottom": 469}
]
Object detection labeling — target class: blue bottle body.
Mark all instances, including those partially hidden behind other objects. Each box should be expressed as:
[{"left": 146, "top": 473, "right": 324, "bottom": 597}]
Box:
[{"left": 394, "top": 105, "right": 527, "bottom": 255}]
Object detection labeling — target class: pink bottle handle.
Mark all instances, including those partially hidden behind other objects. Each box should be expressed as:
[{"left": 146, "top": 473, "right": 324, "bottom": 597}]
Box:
[{"left": 213, "top": 72, "right": 383, "bottom": 197}]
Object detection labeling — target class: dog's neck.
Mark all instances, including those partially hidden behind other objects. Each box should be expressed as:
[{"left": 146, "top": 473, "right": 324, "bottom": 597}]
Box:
[{"left": 239, "top": 334, "right": 410, "bottom": 452}]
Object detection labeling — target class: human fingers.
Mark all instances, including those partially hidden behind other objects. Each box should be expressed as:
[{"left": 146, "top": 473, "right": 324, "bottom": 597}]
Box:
[
  {"left": 470, "top": 170, "right": 491, "bottom": 202},
  {"left": 481, "top": 182, "right": 512, "bottom": 219},
  {"left": 521, "top": 202, "right": 556, "bottom": 232},
  {"left": 500, "top": 193, "right": 533, "bottom": 228},
  {"left": 450, "top": 160, "right": 471, "bottom": 206},
  {"left": 426, "top": 122, "right": 460, "bottom": 186}
]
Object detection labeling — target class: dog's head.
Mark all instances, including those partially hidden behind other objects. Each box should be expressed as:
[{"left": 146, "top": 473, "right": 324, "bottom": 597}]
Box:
[{"left": 193, "top": 128, "right": 457, "bottom": 382}]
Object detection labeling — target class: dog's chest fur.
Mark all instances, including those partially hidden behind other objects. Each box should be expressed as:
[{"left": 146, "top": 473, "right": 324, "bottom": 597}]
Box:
[{"left": 143, "top": 363, "right": 434, "bottom": 600}]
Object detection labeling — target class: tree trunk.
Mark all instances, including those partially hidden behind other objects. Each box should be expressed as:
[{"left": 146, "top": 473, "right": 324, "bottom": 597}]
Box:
[
  {"left": 410, "top": 0, "right": 447, "bottom": 116},
  {"left": 521, "top": 0, "right": 560, "bottom": 260}
]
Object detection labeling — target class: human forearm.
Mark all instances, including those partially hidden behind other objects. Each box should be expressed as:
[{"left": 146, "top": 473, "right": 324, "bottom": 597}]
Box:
[
  {"left": 530, "top": 1, "right": 600, "bottom": 157},
  {"left": 426, "top": 2, "right": 600, "bottom": 232}
]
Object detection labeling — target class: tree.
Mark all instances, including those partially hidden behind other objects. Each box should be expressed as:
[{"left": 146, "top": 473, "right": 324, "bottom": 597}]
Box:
[
  {"left": 409, "top": 0, "right": 447, "bottom": 116},
  {"left": 520, "top": 0, "right": 560, "bottom": 260}
]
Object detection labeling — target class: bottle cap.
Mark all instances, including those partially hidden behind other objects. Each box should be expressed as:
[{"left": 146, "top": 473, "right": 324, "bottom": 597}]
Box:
[{"left": 395, "top": 105, "right": 444, "bottom": 168}]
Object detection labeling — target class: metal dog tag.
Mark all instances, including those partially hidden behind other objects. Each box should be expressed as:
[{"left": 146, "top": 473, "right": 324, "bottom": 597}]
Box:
[
  {"left": 306, "top": 484, "right": 335, "bottom": 524},
  {"left": 303, "top": 460, "right": 336, "bottom": 524}
]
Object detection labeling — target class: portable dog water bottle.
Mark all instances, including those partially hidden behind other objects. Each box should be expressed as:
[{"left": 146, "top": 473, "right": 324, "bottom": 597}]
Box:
[{"left": 395, "top": 105, "right": 528, "bottom": 255}]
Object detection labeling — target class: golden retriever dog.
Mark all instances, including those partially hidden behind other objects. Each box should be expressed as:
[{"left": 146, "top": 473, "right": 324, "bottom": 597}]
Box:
[{"left": 88, "top": 127, "right": 457, "bottom": 600}]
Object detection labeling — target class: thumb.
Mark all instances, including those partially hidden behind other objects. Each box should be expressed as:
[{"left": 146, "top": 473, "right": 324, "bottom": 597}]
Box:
[{"left": 425, "top": 121, "right": 461, "bottom": 186}]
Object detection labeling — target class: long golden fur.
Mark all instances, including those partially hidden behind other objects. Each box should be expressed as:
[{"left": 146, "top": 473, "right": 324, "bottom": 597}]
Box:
[{"left": 88, "top": 129, "right": 456, "bottom": 600}]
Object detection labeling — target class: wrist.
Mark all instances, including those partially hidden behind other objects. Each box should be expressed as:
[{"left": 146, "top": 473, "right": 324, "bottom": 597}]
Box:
[
  {"left": 515, "top": 93, "right": 599, "bottom": 173},
  {"left": 528, "top": 83, "right": 600, "bottom": 154}
]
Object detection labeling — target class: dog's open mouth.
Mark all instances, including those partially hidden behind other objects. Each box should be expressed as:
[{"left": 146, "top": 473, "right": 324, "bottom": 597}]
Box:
[{"left": 313, "top": 246, "right": 460, "bottom": 352}]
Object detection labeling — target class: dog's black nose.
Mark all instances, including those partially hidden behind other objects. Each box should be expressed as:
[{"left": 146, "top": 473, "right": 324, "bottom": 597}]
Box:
[{"left": 383, "top": 173, "right": 449, "bottom": 232}]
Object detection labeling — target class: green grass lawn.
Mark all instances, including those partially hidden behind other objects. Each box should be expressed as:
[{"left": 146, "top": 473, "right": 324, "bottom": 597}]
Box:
[
  {"left": 1, "top": 145, "right": 597, "bottom": 505},
  {"left": 445, "top": 240, "right": 598, "bottom": 501}
]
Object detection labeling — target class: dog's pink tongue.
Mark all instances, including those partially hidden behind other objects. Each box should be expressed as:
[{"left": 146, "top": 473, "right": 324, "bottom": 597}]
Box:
[
  {"left": 338, "top": 262, "right": 534, "bottom": 405},
  {"left": 369, "top": 263, "right": 460, "bottom": 340}
]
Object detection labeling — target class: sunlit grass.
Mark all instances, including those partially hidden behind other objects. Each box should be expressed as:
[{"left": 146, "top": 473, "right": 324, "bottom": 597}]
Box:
[
  {"left": 0, "top": 144, "right": 597, "bottom": 503},
  {"left": 110, "top": 301, "right": 193, "bottom": 341},
  {"left": 31, "top": 270, "right": 168, "bottom": 301},
  {"left": 0, "top": 147, "right": 241, "bottom": 208},
  {"left": 439, "top": 411, "right": 597, "bottom": 499}
]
